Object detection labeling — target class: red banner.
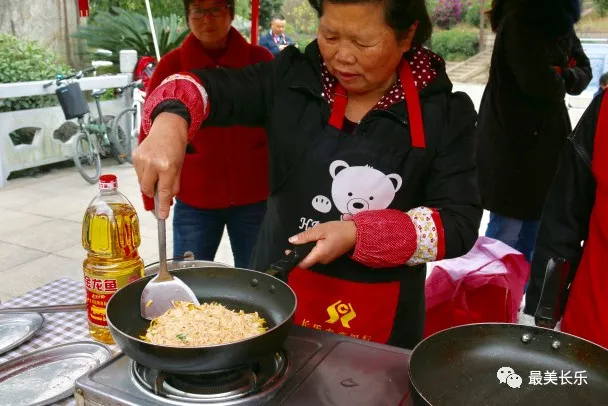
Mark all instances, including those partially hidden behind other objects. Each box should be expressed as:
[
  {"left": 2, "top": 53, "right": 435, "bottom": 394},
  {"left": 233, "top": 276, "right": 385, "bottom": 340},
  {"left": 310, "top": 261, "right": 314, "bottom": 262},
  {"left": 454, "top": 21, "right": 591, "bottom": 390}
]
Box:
[{"left": 79, "top": 0, "right": 89, "bottom": 17}]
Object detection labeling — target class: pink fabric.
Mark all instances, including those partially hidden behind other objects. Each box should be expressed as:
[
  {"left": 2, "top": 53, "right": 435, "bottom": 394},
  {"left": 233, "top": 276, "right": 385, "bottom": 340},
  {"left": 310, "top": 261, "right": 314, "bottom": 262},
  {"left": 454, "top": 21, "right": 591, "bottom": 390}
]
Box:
[{"left": 424, "top": 236, "right": 530, "bottom": 336}]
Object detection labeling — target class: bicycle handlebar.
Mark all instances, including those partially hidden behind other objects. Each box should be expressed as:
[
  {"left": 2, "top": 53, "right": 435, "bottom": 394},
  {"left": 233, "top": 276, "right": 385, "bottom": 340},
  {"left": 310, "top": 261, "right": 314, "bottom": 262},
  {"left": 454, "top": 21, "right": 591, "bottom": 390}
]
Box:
[{"left": 43, "top": 66, "right": 97, "bottom": 89}]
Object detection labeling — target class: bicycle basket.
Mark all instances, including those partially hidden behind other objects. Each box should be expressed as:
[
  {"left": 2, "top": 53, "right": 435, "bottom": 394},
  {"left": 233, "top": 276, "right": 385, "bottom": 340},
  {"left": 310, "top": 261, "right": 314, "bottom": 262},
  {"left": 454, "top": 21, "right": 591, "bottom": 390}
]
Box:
[{"left": 56, "top": 82, "right": 89, "bottom": 120}]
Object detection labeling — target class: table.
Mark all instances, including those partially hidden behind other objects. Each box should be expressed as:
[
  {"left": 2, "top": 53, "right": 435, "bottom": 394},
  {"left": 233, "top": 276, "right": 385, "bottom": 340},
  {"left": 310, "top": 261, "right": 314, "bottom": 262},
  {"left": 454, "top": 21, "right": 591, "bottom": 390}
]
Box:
[{"left": 0, "top": 278, "right": 119, "bottom": 406}]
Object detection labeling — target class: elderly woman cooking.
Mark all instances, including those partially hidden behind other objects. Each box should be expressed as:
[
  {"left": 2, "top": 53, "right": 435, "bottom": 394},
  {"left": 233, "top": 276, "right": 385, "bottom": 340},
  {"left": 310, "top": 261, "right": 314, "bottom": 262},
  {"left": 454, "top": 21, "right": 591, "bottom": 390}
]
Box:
[{"left": 134, "top": 0, "right": 482, "bottom": 349}]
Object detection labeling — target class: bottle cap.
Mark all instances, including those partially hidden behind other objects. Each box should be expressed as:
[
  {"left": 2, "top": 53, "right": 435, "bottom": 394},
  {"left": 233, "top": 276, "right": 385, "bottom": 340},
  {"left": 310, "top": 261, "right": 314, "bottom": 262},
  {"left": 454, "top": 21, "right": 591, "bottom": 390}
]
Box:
[{"left": 99, "top": 174, "right": 118, "bottom": 190}]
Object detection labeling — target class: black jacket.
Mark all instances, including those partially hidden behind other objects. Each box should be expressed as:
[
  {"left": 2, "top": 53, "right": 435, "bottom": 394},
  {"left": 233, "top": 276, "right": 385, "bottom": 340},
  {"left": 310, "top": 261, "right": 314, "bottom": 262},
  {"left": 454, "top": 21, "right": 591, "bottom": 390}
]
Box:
[
  {"left": 524, "top": 92, "right": 600, "bottom": 315},
  {"left": 476, "top": 0, "right": 592, "bottom": 220},
  {"left": 176, "top": 42, "right": 481, "bottom": 259},
  {"left": 152, "top": 42, "right": 482, "bottom": 347}
]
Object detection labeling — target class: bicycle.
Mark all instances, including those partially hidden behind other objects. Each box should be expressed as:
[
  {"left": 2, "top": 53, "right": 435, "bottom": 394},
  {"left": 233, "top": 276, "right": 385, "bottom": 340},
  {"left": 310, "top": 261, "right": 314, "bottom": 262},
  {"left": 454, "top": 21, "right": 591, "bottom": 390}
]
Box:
[
  {"left": 44, "top": 67, "right": 127, "bottom": 184},
  {"left": 111, "top": 79, "right": 145, "bottom": 164}
]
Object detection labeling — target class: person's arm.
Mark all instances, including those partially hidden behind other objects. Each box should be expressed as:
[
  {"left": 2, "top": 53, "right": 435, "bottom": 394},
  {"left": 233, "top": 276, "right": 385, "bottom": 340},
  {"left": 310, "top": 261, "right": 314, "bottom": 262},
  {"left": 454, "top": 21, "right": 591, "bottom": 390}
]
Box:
[
  {"left": 562, "top": 30, "right": 592, "bottom": 96},
  {"left": 137, "top": 52, "right": 180, "bottom": 211},
  {"left": 350, "top": 92, "right": 482, "bottom": 268},
  {"left": 502, "top": 12, "right": 567, "bottom": 102},
  {"left": 524, "top": 94, "right": 599, "bottom": 315},
  {"left": 141, "top": 47, "right": 299, "bottom": 139}
]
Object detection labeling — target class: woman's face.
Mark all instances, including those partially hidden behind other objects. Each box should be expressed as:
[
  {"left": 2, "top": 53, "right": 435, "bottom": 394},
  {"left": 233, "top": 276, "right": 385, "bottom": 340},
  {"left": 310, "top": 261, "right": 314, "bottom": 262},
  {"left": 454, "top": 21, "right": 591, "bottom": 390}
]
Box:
[
  {"left": 318, "top": 1, "right": 416, "bottom": 96},
  {"left": 188, "top": 0, "right": 233, "bottom": 49}
]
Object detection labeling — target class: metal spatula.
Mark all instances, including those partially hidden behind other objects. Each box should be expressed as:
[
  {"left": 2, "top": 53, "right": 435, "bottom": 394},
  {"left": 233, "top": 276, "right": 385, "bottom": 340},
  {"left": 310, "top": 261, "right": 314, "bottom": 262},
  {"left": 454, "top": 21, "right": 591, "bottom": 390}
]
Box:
[{"left": 140, "top": 189, "right": 200, "bottom": 321}]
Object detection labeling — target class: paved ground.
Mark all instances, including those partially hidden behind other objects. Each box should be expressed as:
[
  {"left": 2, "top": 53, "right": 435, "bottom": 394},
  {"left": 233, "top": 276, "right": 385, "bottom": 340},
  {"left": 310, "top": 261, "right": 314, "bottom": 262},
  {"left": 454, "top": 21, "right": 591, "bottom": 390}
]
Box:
[
  {"left": 0, "top": 83, "right": 588, "bottom": 311},
  {"left": 0, "top": 160, "right": 236, "bottom": 303}
]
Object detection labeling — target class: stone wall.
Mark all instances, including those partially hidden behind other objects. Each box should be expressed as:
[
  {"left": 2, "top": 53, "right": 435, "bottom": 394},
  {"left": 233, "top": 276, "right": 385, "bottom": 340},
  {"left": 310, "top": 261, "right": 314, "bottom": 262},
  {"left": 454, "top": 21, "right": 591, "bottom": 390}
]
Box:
[{"left": 0, "top": 0, "right": 84, "bottom": 66}]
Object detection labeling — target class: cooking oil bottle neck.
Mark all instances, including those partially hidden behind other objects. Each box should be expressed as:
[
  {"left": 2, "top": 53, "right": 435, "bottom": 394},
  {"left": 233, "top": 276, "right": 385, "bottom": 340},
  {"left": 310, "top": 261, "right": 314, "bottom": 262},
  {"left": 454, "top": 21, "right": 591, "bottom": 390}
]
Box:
[{"left": 99, "top": 188, "right": 119, "bottom": 197}]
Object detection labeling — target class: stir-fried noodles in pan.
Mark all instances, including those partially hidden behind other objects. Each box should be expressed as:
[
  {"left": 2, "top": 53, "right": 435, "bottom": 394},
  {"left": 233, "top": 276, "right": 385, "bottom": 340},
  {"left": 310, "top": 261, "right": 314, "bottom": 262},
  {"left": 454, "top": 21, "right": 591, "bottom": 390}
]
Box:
[{"left": 142, "top": 301, "right": 268, "bottom": 346}]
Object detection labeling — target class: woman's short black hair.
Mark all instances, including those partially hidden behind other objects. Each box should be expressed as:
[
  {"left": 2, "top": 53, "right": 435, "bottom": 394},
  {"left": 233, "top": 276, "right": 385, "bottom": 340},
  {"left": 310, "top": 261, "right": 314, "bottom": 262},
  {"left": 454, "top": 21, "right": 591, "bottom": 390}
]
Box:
[
  {"left": 307, "top": 0, "right": 432, "bottom": 45},
  {"left": 183, "top": 0, "right": 235, "bottom": 19}
]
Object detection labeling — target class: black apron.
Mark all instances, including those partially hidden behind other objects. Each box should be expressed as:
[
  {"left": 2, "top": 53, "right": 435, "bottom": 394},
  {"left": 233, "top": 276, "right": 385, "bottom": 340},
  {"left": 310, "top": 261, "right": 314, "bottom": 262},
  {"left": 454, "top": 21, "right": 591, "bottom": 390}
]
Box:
[{"left": 254, "top": 61, "right": 429, "bottom": 349}]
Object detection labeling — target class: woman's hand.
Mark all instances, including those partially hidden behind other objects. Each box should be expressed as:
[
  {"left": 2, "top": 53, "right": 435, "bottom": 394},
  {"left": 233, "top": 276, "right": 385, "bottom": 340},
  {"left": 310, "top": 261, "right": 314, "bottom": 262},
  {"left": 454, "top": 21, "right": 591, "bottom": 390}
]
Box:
[
  {"left": 288, "top": 221, "right": 357, "bottom": 269},
  {"left": 132, "top": 112, "right": 188, "bottom": 219}
]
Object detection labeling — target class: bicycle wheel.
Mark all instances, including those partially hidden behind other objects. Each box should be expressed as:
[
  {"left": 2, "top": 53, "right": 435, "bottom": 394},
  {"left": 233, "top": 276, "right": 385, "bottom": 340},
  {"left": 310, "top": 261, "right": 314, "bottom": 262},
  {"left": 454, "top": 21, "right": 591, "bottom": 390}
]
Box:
[
  {"left": 73, "top": 132, "right": 101, "bottom": 184},
  {"left": 107, "top": 117, "right": 128, "bottom": 164},
  {"left": 111, "top": 107, "right": 137, "bottom": 164}
]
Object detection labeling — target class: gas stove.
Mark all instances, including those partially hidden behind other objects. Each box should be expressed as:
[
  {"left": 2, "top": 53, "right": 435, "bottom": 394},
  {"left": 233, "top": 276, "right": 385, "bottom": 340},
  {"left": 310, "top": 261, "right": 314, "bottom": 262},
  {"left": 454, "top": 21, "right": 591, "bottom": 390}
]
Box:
[{"left": 74, "top": 326, "right": 413, "bottom": 406}]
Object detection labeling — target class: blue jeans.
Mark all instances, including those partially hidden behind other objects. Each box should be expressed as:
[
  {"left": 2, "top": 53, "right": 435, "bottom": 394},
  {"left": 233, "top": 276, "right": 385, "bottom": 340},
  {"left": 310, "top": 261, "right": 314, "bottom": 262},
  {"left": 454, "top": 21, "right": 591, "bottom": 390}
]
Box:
[
  {"left": 485, "top": 213, "right": 540, "bottom": 263},
  {"left": 173, "top": 199, "right": 266, "bottom": 268}
]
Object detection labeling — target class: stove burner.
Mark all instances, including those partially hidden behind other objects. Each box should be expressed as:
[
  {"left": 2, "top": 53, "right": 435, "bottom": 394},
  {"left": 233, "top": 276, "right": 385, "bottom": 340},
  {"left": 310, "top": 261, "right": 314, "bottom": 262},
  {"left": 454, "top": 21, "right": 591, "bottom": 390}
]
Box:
[{"left": 132, "top": 352, "right": 288, "bottom": 403}]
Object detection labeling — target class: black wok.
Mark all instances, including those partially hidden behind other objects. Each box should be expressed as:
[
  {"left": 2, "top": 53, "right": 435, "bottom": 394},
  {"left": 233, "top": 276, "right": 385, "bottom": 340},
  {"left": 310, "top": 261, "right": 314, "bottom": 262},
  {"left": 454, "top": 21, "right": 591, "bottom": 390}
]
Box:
[
  {"left": 409, "top": 258, "right": 608, "bottom": 405},
  {"left": 409, "top": 323, "right": 608, "bottom": 405},
  {"left": 106, "top": 243, "right": 314, "bottom": 374}
]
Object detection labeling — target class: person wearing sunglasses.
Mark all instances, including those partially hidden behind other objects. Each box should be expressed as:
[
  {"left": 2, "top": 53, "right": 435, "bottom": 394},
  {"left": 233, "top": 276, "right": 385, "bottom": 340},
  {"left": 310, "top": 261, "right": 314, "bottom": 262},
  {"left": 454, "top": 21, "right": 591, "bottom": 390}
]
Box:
[{"left": 138, "top": 0, "right": 273, "bottom": 268}]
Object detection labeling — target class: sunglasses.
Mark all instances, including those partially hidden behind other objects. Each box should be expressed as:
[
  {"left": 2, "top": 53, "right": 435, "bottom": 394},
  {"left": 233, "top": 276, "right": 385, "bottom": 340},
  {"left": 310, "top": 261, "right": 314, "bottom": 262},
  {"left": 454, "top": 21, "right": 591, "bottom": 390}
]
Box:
[{"left": 189, "top": 5, "right": 229, "bottom": 19}]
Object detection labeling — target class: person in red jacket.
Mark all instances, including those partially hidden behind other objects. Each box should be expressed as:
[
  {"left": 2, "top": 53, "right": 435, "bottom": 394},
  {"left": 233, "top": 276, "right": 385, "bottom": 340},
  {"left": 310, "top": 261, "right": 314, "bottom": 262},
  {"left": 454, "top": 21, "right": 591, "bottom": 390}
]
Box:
[
  {"left": 525, "top": 91, "right": 608, "bottom": 350},
  {"left": 139, "top": 0, "right": 273, "bottom": 267}
]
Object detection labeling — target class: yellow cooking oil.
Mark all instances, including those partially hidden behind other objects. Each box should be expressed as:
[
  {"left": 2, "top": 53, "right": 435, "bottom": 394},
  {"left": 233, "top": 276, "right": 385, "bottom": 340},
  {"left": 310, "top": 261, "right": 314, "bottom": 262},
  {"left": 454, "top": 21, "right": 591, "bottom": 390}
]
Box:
[{"left": 82, "top": 174, "right": 144, "bottom": 344}]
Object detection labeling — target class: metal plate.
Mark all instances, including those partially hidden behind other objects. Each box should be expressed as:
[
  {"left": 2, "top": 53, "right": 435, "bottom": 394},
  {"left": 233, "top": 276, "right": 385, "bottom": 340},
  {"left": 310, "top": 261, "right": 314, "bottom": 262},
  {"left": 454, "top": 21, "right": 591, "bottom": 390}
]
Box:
[
  {"left": 0, "top": 341, "right": 112, "bottom": 406},
  {"left": 0, "top": 312, "right": 44, "bottom": 355}
]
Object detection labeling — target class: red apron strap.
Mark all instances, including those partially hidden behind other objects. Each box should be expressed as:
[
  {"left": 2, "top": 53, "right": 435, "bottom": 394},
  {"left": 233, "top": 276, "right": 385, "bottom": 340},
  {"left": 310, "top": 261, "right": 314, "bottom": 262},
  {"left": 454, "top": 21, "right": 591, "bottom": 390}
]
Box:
[
  {"left": 327, "top": 60, "right": 426, "bottom": 150},
  {"left": 328, "top": 83, "right": 348, "bottom": 130},
  {"left": 399, "top": 62, "right": 426, "bottom": 149}
]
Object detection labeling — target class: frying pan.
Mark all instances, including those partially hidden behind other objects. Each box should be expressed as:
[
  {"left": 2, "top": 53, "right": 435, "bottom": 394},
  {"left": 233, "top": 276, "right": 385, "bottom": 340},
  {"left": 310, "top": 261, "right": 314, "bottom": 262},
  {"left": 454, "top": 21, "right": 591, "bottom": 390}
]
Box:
[
  {"left": 408, "top": 258, "right": 608, "bottom": 405},
  {"left": 106, "top": 243, "right": 314, "bottom": 374}
]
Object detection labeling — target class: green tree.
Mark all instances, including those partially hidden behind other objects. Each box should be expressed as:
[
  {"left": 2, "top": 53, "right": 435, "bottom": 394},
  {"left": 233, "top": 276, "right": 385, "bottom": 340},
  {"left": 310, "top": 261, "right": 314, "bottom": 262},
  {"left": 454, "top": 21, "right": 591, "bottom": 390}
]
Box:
[
  {"left": 283, "top": 0, "right": 317, "bottom": 35},
  {"left": 90, "top": 0, "right": 185, "bottom": 18},
  {"left": 594, "top": 0, "right": 608, "bottom": 17},
  {"left": 235, "top": 0, "right": 285, "bottom": 29},
  {"left": 73, "top": 8, "right": 188, "bottom": 64}
]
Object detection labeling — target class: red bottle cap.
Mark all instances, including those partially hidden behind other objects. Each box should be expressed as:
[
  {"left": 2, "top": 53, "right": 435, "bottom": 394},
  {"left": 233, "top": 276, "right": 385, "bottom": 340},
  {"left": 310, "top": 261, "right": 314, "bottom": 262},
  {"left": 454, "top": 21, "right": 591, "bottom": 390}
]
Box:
[{"left": 99, "top": 174, "right": 118, "bottom": 190}]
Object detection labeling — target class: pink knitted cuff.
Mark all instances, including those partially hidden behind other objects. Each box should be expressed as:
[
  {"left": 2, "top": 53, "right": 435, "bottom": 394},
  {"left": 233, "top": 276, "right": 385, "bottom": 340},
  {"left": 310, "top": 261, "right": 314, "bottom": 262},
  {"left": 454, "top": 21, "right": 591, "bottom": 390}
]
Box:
[{"left": 141, "top": 72, "right": 209, "bottom": 141}]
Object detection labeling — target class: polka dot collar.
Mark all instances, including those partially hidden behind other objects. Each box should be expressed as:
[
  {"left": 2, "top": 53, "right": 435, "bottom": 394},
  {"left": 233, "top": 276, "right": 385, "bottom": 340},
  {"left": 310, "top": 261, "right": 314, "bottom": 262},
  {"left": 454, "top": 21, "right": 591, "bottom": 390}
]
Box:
[{"left": 320, "top": 47, "right": 444, "bottom": 111}]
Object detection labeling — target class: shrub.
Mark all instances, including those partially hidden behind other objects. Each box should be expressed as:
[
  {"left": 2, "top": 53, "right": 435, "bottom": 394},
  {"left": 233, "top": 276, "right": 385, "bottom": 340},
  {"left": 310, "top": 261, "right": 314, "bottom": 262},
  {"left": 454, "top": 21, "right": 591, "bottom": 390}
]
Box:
[
  {"left": 463, "top": 0, "right": 491, "bottom": 27},
  {"left": 433, "top": 0, "right": 465, "bottom": 29},
  {"left": 0, "top": 34, "right": 71, "bottom": 112},
  {"left": 431, "top": 29, "right": 479, "bottom": 61},
  {"left": 594, "top": 0, "right": 608, "bottom": 17},
  {"left": 72, "top": 8, "right": 189, "bottom": 65}
]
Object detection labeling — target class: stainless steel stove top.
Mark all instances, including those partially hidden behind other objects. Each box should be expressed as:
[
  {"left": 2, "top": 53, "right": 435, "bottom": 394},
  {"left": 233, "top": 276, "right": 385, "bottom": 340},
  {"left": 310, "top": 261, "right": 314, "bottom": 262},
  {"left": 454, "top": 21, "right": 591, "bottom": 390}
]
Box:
[{"left": 74, "top": 326, "right": 413, "bottom": 406}]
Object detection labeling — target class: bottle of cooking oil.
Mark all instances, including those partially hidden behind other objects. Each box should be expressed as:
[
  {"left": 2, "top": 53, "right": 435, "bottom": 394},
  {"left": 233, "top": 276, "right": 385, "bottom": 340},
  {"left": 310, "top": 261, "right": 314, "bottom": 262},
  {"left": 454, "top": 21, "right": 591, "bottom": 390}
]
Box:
[{"left": 82, "top": 174, "right": 144, "bottom": 344}]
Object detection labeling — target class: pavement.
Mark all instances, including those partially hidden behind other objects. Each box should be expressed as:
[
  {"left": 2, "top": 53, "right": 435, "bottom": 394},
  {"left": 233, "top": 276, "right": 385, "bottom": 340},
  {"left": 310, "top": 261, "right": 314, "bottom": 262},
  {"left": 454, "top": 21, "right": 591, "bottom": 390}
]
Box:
[
  {"left": 0, "top": 82, "right": 587, "bottom": 319},
  {"left": 0, "top": 160, "right": 236, "bottom": 303}
]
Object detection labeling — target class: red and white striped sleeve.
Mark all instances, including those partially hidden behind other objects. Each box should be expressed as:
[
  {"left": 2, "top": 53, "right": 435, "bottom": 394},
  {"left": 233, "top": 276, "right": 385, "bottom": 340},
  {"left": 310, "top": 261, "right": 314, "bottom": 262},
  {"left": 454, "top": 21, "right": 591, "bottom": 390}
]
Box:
[
  {"left": 350, "top": 207, "right": 446, "bottom": 268},
  {"left": 141, "top": 72, "right": 210, "bottom": 140}
]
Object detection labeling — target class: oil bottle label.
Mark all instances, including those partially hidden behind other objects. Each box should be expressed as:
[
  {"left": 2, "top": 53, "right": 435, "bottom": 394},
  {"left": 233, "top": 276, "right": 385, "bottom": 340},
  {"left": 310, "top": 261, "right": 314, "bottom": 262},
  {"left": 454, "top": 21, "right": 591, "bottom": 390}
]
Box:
[{"left": 84, "top": 272, "right": 140, "bottom": 327}]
